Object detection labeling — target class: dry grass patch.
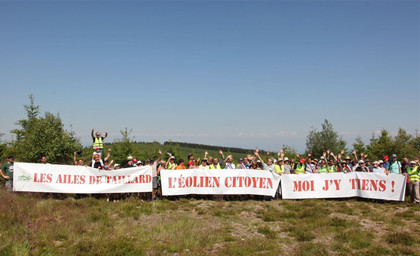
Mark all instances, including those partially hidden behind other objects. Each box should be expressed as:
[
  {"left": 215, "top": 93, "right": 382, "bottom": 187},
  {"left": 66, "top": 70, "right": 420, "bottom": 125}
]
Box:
[{"left": 1, "top": 190, "right": 420, "bottom": 256}]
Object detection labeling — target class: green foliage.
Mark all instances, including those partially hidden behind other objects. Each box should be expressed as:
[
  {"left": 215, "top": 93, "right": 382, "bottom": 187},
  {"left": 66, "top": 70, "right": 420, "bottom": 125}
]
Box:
[
  {"left": 305, "top": 119, "right": 347, "bottom": 157},
  {"left": 111, "top": 127, "right": 135, "bottom": 165},
  {"left": 353, "top": 136, "right": 367, "bottom": 155},
  {"left": 8, "top": 95, "right": 81, "bottom": 164},
  {"left": 367, "top": 128, "right": 419, "bottom": 160},
  {"left": 281, "top": 145, "right": 298, "bottom": 160},
  {"left": 164, "top": 141, "right": 182, "bottom": 161}
]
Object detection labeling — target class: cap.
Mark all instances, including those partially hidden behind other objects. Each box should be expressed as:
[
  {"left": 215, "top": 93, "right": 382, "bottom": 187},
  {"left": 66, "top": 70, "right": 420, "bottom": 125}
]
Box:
[
  {"left": 202, "top": 159, "right": 207, "bottom": 162},
  {"left": 345, "top": 156, "right": 351, "bottom": 160},
  {"left": 373, "top": 161, "right": 379, "bottom": 165},
  {"left": 392, "top": 154, "right": 397, "bottom": 158},
  {"left": 300, "top": 158, "right": 305, "bottom": 164},
  {"left": 379, "top": 160, "right": 384, "bottom": 164},
  {"left": 358, "top": 160, "right": 364, "bottom": 164},
  {"left": 127, "top": 155, "right": 133, "bottom": 160},
  {"left": 170, "top": 156, "right": 175, "bottom": 159},
  {"left": 410, "top": 161, "right": 415, "bottom": 164},
  {"left": 188, "top": 154, "right": 193, "bottom": 158},
  {"left": 239, "top": 158, "right": 243, "bottom": 161},
  {"left": 383, "top": 156, "right": 389, "bottom": 160},
  {"left": 365, "top": 159, "right": 370, "bottom": 162},
  {"left": 320, "top": 156, "right": 325, "bottom": 160},
  {"left": 114, "top": 163, "right": 120, "bottom": 167},
  {"left": 133, "top": 159, "right": 137, "bottom": 163},
  {"left": 284, "top": 157, "right": 289, "bottom": 161}
]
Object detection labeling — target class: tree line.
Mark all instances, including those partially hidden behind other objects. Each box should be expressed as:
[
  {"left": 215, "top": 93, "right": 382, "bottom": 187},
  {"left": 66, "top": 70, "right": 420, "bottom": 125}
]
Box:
[{"left": 0, "top": 96, "right": 419, "bottom": 164}]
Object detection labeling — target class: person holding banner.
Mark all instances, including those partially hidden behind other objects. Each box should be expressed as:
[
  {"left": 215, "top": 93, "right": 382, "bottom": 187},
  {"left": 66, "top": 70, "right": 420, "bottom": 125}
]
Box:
[
  {"left": 149, "top": 150, "right": 162, "bottom": 200},
  {"left": 223, "top": 155, "right": 236, "bottom": 169},
  {"left": 294, "top": 158, "right": 306, "bottom": 174},
  {"left": 91, "top": 154, "right": 104, "bottom": 170},
  {"left": 189, "top": 159, "right": 199, "bottom": 169},
  {"left": 388, "top": 154, "right": 402, "bottom": 174},
  {"left": 237, "top": 158, "right": 249, "bottom": 169},
  {"left": 175, "top": 159, "right": 186, "bottom": 170},
  {"left": 73, "top": 151, "right": 86, "bottom": 166},
  {"left": 372, "top": 161, "right": 386, "bottom": 173},
  {"left": 254, "top": 150, "right": 277, "bottom": 173},
  {"left": 318, "top": 160, "right": 328, "bottom": 174},
  {"left": 199, "top": 159, "right": 210, "bottom": 169},
  {"left": 407, "top": 160, "right": 419, "bottom": 204},
  {"left": 0, "top": 156, "right": 14, "bottom": 191}
]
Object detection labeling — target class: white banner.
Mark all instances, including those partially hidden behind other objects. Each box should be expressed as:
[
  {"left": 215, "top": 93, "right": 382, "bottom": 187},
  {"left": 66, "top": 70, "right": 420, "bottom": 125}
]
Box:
[
  {"left": 13, "top": 162, "right": 153, "bottom": 194},
  {"left": 281, "top": 172, "right": 406, "bottom": 201},
  {"left": 161, "top": 169, "right": 281, "bottom": 197}
]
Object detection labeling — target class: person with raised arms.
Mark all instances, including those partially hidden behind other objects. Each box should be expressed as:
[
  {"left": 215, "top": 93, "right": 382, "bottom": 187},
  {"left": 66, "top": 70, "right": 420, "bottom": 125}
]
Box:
[
  {"left": 165, "top": 154, "right": 177, "bottom": 170},
  {"left": 91, "top": 128, "right": 108, "bottom": 156}
]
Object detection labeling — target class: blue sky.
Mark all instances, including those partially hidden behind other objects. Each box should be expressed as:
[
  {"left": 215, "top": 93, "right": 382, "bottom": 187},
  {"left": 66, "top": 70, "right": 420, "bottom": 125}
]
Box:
[{"left": 0, "top": 1, "right": 419, "bottom": 152}]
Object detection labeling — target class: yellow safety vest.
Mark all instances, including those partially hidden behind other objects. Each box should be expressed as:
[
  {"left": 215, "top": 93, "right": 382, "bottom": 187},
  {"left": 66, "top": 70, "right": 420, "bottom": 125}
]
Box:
[
  {"left": 199, "top": 165, "right": 209, "bottom": 169},
  {"left": 318, "top": 166, "right": 328, "bottom": 173},
  {"left": 275, "top": 164, "right": 284, "bottom": 174},
  {"left": 328, "top": 165, "right": 337, "bottom": 173},
  {"left": 209, "top": 163, "right": 221, "bottom": 169},
  {"left": 295, "top": 164, "right": 305, "bottom": 174},
  {"left": 408, "top": 166, "right": 419, "bottom": 182},
  {"left": 167, "top": 162, "right": 176, "bottom": 170},
  {"left": 93, "top": 137, "right": 103, "bottom": 149}
]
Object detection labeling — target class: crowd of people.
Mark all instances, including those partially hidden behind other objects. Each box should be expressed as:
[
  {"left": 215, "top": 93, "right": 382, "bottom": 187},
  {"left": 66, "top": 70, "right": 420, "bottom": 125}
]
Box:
[{"left": 1, "top": 128, "right": 419, "bottom": 204}]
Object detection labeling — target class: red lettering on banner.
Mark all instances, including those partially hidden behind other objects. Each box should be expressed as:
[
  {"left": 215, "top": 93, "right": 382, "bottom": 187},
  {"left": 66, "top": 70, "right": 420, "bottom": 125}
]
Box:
[
  {"left": 379, "top": 180, "right": 386, "bottom": 192},
  {"left": 252, "top": 177, "right": 258, "bottom": 188},
  {"left": 333, "top": 179, "right": 341, "bottom": 190},
  {"left": 349, "top": 179, "right": 387, "bottom": 192},
  {"left": 55, "top": 174, "right": 85, "bottom": 184},
  {"left": 186, "top": 177, "right": 193, "bottom": 187},
  {"left": 145, "top": 175, "right": 151, "bottom": 183},
  {"left": 244, "top": 177, "right": 251, "bottom": 187},
  {"left": 323, "top": 180, "right": 342, "bottom": 191},
  {"left": 293, "top": 180, "right": 314, "bottom": 192},
  {"left": 89, "top": 176, "right": 101, "bottom": 184},
  {"left": 168, "top": 177, "right": 175, "bottom": 188},
  {"left": 267, "top": 178, "right": 273, "bottom": 189},
  {"left": 34, "top": 173, "right": 52, "bottom": 183},
  {"left": 225, "top": 177, "right": 232, "bottom": 188}
]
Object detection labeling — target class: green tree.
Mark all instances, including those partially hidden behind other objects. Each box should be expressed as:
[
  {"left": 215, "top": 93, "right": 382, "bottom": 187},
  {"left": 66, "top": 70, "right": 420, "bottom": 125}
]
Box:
[
  {"left": 353, "top": 136, "right": 367, "bottom": 155},
  {"left": 165, "top": 141, "right": 182, "bottom": 161},
  {"left": 111, "top": 127, "right": 135, "bottom": 165},
  {"left": 305, "top": 119, "right": 347, "bottom": 158},
  {"left": 9, "top": 95, "right": 81, "bottom": 163},
  {"left": 367, "top": 130, "right": 393, "bottom": 160},
  {"left": 367, "top": 128, "right": 418, "bottom": 160},
  {"left": 280, "top": 145, "right": 298, "bottom": 160}
]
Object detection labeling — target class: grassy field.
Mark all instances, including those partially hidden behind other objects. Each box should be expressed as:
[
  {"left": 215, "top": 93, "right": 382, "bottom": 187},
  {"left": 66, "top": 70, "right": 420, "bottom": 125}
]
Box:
[{"left": 1, "top": 189, "right": 419, "bottom": 256}]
